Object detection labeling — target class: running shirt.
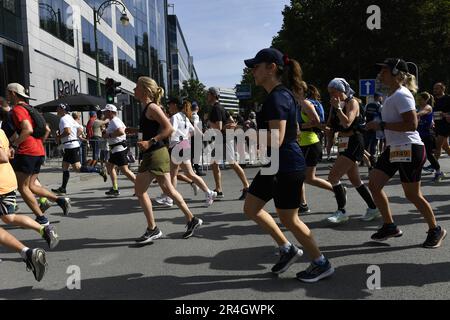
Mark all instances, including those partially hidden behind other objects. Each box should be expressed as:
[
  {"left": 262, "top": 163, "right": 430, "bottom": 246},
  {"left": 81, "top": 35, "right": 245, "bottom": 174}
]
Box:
[
  {"left": 298, "top": 111, "right": 320, "bottom": 147},
  {"left": 257, "top": 85, "right": 305, "bottom": 173},
  {"left": 106, "top": 117, "right": 127, "bottom": 154},
  {"left": 59, "top": 114, "right": 81, "bottom": 149},
  {"left": 11, "top": 104, "right": 45, "bottom": 156},
  {"left": 170, "top": 112, "right": 194, "bottom": 149},
  {"left": 140, "top": 103, "right": 165, "bottom": 152},
  {"left": 0, "top": 129, "right": 18, "bottom": 195},
  {"left": 417, "top": 108, "right": 433, "bottom": 137},
  {"left": 381, "top": 86, "right": 423, "bottom": 147}
]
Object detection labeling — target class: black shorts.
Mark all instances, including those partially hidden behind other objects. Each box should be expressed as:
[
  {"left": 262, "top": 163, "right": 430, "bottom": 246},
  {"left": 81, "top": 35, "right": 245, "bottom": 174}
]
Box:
[
  {"left": 375, "top": 144, "right": 426, "bottom": 183},
  {"left": 0, "top": 191, "right": 17, "bottom": 216},
  {"left": 109, "top": 149, "right": 129, "bottom": 167},
  {"left": 300, "top": 142, "right": 322, "bottom": 167},
  {"left": 63, "top": 147, "right": 81, "bottom": 165},
  {"left": 338, "top": 133, "right": 364, "bottom": 163},
  {"left": 248, "top": 171, "right": 305, "bottom": 210},
  {"left": 434, "top": 122, "right": 450, "bottom": 137},
  {"left": 12, "top": 154, "right": 45, "bottom": 175}
]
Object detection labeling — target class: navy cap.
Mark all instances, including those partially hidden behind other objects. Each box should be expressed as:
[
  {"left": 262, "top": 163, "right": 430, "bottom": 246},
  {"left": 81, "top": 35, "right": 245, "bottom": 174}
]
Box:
[
  {"left": 376, "top": 58, "right": 409, "bottom": 74},
  {"left": 245, "top": 48, "right": 285, "bottom": 68}
]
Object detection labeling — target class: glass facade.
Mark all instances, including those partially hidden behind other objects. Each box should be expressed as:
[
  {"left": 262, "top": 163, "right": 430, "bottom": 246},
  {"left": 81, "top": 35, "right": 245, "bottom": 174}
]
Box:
[
  {"left": 0, "top": 44, "right": 24, "bottom": 98},
  {"left": 83, "top": 0, "right": 112, "bottom": 26},
  {"left": 118, "top": 48, "right": 136, "bottom": 81},
  {"left": 82, "top": 17, "right": 114, "bottom": 70},
  {"left": 0, "top": 0, "right": 22, "bottom": 44},
  {"left": 38, "top": 0, "right": 74, "bottom": 46}
]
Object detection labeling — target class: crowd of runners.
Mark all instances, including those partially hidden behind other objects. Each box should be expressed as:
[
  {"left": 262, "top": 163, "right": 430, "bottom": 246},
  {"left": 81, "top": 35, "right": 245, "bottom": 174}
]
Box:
[{"left": 0, "top": 48, "right": 449, "bottom": 284}]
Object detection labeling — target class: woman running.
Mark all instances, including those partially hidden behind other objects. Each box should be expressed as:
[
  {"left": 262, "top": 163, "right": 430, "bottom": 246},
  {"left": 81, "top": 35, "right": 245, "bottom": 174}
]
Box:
[
  {"left": 367, "top": 58, "right": 447, "bottom": 248},
  {"left": 129, "top": 76, "right": 203, "bottom": 243},
  {"left": 326, "top": 78, "right": 380, "bottom": 224},
  {"left": 243, "top": 48, "right": 334, "bottom": 283}
]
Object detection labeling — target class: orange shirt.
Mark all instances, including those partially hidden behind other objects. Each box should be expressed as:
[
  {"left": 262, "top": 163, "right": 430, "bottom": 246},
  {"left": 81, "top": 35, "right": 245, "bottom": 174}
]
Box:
[{"left": 0, "top": 129, "right": 18, "bottom": 195}]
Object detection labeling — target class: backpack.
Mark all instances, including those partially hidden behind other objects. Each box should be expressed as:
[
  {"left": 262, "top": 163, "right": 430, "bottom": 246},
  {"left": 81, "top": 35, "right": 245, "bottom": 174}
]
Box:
[{"left": 17, "top": 105, "right": 47, "bottom": 138}]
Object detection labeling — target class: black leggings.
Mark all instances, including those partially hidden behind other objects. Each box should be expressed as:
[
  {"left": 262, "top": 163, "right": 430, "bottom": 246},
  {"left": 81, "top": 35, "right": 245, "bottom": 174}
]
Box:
[{"left": 422, "top": 135, "right": 440, "bottom": 171}]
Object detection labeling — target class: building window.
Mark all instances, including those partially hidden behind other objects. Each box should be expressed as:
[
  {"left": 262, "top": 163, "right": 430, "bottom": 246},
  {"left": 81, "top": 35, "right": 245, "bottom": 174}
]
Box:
[
  {"left": 0, "top": 0, "right": 22, "bottom": 43},
  {"left": 83, "top": 0, "right": 112, "bottom": 26},
  {"left": 82, "top": 17, "right": 114, "bottom": 70},
  {"left": 39, "top": 0, "right": 74, "bottom": 46},
  {"left": 116, "top": 7, "right": 135, "bottom": 48},
  {"left": 118, "top": 48, "right": 136, "bottom": 82},
  {"left": 3, "top": 0, "right": 16, "bottom": 13}
]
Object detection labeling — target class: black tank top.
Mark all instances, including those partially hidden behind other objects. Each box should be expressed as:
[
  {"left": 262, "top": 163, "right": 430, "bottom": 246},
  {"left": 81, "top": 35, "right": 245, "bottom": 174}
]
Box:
[
  {"left": 139, "top": 103, "right": 165, "bottom": 152},
  {"left": 330, "top": 98, "right": 363, "bottom": 133}
]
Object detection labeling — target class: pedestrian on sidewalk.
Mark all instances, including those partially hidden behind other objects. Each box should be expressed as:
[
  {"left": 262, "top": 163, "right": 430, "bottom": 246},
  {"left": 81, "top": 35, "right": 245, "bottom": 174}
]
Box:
[
  {"left": 243, "top": 48, "right": 334, "bottom": 283},
  {"left": 367, "top": 58, "right": 447, "bottom": 248}
]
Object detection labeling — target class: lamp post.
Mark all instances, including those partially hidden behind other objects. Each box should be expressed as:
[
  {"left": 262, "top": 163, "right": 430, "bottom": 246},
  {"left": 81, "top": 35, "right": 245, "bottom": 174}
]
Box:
[
  {"left": 407, "top": 62, "right": 419, "bottom": 89},
  {"left": 39, "top": 3, "right": 62, "bottom": 38},
  {"left": 93, "top": 0, "right": 129, "bottom": 96}
]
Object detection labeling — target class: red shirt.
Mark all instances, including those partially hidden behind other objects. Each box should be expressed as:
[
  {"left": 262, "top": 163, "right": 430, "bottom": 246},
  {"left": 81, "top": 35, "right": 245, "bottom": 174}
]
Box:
[{"left": 12, "top": 105, "right": 45, "bottom": 156}]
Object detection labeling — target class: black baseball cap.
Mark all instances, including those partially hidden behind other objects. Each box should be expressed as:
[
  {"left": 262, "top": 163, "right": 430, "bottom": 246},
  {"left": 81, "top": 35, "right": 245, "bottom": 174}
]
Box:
[
  {"left": 376, "top": 58, "right": 409, "bottom": 73},
  {"left": 244, "top": 48, "right": 285, "bottom": 68}
]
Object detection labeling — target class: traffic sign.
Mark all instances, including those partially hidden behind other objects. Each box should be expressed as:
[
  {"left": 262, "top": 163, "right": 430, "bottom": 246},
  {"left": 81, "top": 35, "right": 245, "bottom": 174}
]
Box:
[
  {"left": 236, "top": 84, "right": 252, "bottom": 100},
  {"left": 359, "top": 79, "right": 376, "bottom": 97}
]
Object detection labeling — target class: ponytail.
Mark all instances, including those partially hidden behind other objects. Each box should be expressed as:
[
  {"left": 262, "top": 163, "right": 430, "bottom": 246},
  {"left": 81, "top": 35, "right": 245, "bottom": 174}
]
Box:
[
  {"left": 399, "top": 72, "right": 418, "bottom": 94},
  {"left": 419, "top": 91, "right": 435, "bottom": 107},
  {"left": 138, "top": 76, "right": 164, "bottom": 105},
  {"left": 279, "top": 58, "right": 304, "bottom": 99}
]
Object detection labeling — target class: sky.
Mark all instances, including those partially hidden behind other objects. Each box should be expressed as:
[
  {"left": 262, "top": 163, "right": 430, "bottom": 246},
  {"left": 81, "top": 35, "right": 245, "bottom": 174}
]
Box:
[{"left": 170, "top": 0, "right": 290, "bottom": 89}]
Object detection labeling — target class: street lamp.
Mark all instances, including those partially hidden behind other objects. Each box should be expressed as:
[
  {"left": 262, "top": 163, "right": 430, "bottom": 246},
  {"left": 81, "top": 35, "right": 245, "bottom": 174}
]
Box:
[
  {"left": 93, "top": 0, "right": 129, "bottom": 96},
  {"left": 406, "top": 62, "right": 419, "bottom": 89},
  {"left": 39, "top": 3, "right": 62, "bottom": 38}
]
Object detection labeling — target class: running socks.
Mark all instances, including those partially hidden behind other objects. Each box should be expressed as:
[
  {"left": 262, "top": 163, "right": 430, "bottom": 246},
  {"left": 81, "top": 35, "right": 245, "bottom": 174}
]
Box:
[
  {"left": 20, "top": 247, "right": 30, "bottom": 260},
  {"left": 332, "top": 183, "right": 347, "bottom": 213},
  {"left": 62, "top": 171, "right": 70, "bottom": 189},
  {"left": 356, "top": 184, "right": 377, "bottom": 210}
]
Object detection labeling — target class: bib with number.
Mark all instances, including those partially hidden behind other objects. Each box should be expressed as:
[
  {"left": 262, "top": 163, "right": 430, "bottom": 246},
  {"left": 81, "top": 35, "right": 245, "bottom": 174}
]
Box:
[
  {"left": 338, "top": 137, "right": 350, "bottom": 153},
  {"left": 390, "top": 144, "right": 412, "bottom": 163},
  {"left": 434, "top": 111, "right": 443, "bottom": 121}
]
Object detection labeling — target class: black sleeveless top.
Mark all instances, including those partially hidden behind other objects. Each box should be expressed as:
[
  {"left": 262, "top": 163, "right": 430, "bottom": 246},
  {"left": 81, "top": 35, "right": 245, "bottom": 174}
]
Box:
[
  {"left": 139, "top": 103, "right": 165, "bottom": 152},
  {"left": 330, "top": 98, "right": 363, "bottom": 133}
]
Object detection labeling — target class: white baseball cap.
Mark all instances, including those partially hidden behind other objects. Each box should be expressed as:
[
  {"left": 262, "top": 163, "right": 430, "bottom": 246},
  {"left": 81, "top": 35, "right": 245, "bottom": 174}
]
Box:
[
  {"left": 101, "top": 104, "right": 118, "bottom": 113},
  {"left": 7, "top": 83, "right": 30, "bottom": 98}
]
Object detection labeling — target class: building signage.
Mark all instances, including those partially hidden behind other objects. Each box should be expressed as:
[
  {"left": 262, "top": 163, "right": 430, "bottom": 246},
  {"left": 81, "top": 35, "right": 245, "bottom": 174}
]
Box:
[{"left": 54, "top": 79, "right": 79, "bottom": 98}]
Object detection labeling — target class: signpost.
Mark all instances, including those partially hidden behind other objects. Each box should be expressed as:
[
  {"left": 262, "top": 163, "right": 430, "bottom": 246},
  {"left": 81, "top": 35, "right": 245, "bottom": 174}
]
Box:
[
  {"left": 235, "top": 84, "right": 252, "bottom": 100},
  {"left": 359, "top": 79, "right": 376, "bottom": 97}
]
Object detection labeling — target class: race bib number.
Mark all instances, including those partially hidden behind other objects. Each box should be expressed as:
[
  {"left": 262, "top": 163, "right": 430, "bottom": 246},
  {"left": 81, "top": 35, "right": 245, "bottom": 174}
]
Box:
[
  {"left": 390, "top": 144, "right": 412, "bottom": 163},
  {"left": 434, "top": 111, "right": 443, "bottom": 121},
  {"left": 338, "top": 137, "right": 350, "bottom": 153}
]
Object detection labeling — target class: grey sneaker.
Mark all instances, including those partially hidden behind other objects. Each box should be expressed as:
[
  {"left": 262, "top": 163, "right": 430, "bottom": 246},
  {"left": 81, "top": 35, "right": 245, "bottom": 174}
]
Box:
[
  {"left": 271, "top": 245, "right": 304, "bottom": 274},
  {"left": 42, "top": 225, "right": 60, "bottom": 250},
  {"left": 57, "top": 197, "right": 71, "bottom": 216},
  {"left": 100, "top": 167, "right": 108, "bottom": 182},
  {"left": 423, "top": 226, "right": 447, "bottom": 249},
  {"left": 296, "top": 259, "right": 335, "bottom": 283},
  {"left": 24, "top": 248, "right": 48, "bottom": 282}
]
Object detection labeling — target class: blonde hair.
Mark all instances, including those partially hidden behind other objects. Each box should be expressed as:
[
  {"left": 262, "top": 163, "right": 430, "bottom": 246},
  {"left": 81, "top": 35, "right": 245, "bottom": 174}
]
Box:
[
  {"left": 418, "top": 91, "right": 435, "bottom": 107},
  {"left": 397, "top": 72, "right": 418, "bottom": 94},
  {"left": 138, "top": 76, "right": 164, "bottom": 105}
]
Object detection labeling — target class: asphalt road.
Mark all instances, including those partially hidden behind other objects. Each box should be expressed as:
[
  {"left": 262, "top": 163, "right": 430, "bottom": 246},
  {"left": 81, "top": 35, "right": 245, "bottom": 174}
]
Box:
[{"left": 1, "top": 158, "right": 450, "bottom": 300}]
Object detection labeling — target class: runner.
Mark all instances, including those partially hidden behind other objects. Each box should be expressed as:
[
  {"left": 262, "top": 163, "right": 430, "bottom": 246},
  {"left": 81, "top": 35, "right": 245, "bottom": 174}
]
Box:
[
  {"left": 157, "top": 98, "right": 216, "bottom": 208},
  {"left": 326, "top": 78, "right": 380, "bottom": 223},
  {"left": 7, "top": 83, "right": 70, "bottom": 225},
  {"left": 52, "top": 103, "right": 108, "bottom": 195},
  {"left": 243, "top": 48, "right": 334, "bottom": 283},
  {"left": 367, "top": 58, "right": 447, "bottom": 248},
  {"left": 128, "top": 76, "right": 203, "bottom": 242},
  {"left": 102, "top": 104, "right": 136, "bottom": 197}
]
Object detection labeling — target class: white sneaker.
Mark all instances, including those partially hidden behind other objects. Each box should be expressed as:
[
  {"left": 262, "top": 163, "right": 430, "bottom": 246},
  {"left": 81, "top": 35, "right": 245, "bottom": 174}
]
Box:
[
  {"left": 191, "top": 183, "right": 200, "bottom": 196},
  {"left": 205, "top": 191, "right": 217, "bottom": 207},
  {"left": 161, "top": 197, "right": 174, "bottom": 208},
  {"left": 154, "top": 194, "right": 167, "bottom": 205},
  {"left": 327, "top": 210, "right": 349, "bottom": 224},
  {"left": 360, "top": 208, "right": 381, "bottom": 222}
]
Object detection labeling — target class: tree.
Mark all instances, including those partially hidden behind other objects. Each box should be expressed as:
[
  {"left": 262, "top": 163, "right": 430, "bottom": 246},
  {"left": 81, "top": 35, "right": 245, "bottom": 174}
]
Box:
[
  {"left": 180, "top": 79, "right": 208, "bottom": 120},
  {"left": 239, "top": 68, "right": 267, "bottom": 112},
  {"left": 251, "top": 0, "right": 450, "bottom": 102}
]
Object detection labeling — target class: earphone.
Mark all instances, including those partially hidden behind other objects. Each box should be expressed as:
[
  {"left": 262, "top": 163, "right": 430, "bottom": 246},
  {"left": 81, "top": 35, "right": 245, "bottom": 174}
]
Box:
[{"left": 391, "top": 59, "right": 401, "bottom": 76}]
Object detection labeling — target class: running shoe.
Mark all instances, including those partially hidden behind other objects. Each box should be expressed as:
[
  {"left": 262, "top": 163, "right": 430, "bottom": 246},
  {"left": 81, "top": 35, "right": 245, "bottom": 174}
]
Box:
[
  {"left": 105, "top": 188, "right": 120, "bottom": 197},
  {"left": 205, "top": 191, "right": 217, "bottom": 207},
  {"left": 39, "top": 198, "right": 52, "bottom": 214},
  {"left": 371, "top": 224, "right": 403, "bottom": 241},
  {"left": 51, "top": 187, "right": 66, "bottom": 195},
  {"left": 57, "top": 197, "right": 71, "bottom": 216},
  {"left": 360, "top": 208, "right": 381, "bottom": 222},
  {"left": 327, "top": 210, "right": 349, "bottom": 224},
  {"left": 433, "top": 172, "right": 445, "bottom": 183},
  {"left": 214, "top": 190, "right": 224, "bottom": 199},
  {"left": 299, "top": 204, "right": 311, "bottom": 214},
  {"left": 271, "top": 245, "right": 303, "bottom": 274},
  {"left": 296, "top": 259, "right": 335, "bottom": 283},
  {"left": 135, "top": 227, "right": 163, "bottom": 244},
  {"left": 42, "top": 225, "right": 60, "bottom": 250},
  {"left": 100, "top": 167, "right": 108, "bottom": 182},
  {"left": 24, "top": 248, "right": 48, "bottom": 282},
  {"left": 423, "top": 226, "right": 447, "bottom": 249},
  {"left": 183, "top": 217, "right": 203, "bottom": 239},
  {"left": 238, "top": 188, "right": 249, "bottom": 201}
]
